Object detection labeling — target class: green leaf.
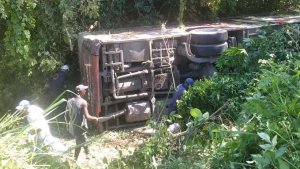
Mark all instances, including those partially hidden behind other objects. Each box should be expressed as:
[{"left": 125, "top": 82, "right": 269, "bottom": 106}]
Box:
[
  {"left": 202, "top": 112, "right": 209, "bottom": 120},
  {"left": 294, "top": 132, "right": 300, "bottom": 138},
  {"left": 251, "top": 154, "right": 270, "bottom": 167},
  {"left": 241, "top": 49, "right": 247, "bottom": 54},
  {"left": 190, "top": 108, "right": 202, "bottom": 118},
  {"left": 272, "top": 135, "right": 277, "bottom": 147},
  {"left": 258, "top": 35, "right": 267, "bottom": 39},
  {"left": 23, "top": 30, "right": 30, "bottom": 39},
  {"left": 258, "top": 132, "right": 271, "bottom": 143},
  {"left": 259, "top": 144, "right": 273, "bottom": 151},
  {"left": 24, "top": 45, "right": 29, "bottom": 53},
  {"left": 186, "top": 122, "right": 193, "bottom": 128},
  {"left": 172, "top": 114, "right": 182, "bottom": 119},
  {"left": 212, "top": 129, "right": 220, "bottom": 133},
  {"left": 275, "top": 146, "right": 287, "bottom": 159},
  {"left": 278, "top": 159, "right": 289, "bottom": 169},
  {"left": 243, "top": 38, "right": 251, "bottom": 43}
]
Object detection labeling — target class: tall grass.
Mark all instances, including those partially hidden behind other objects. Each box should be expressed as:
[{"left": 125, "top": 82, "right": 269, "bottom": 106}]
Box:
[
  {"left": 0, "top": 90, "right": 109, "bottom": 168},
  {"left": 0, "top": 91, "right": 75, "bottom": 168}
]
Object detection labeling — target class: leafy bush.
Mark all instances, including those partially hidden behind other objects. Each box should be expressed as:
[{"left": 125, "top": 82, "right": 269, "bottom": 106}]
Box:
[
  {"left": 242, "top": 61, "right": 300, "bottom": 168},
  {"left": 0, "top": 0, "right": 100, "bottom": 112},
  {"left": 98, "top": 0, "right": 184, "bottom": 29},
  {"left": 179, "top": 0, "right": 300, "bottom": 23},
  {"left": 216, "top": 47, "right": 248, "bottom": 74},
  {"left": 207, "top": 25, "right": 300, "bottom": 168},
  {"left": 177, "top": 75, "right": 248, "bottom": 125}
]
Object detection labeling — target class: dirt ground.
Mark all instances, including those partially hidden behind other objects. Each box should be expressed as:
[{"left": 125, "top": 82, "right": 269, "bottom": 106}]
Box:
[{"left": 59, "top": 127, "right": 148, "bottom": 169}]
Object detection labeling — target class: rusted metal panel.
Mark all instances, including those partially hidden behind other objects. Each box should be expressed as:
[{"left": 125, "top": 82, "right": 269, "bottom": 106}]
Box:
[{"left": 78, "top": 38, "right": 102, "bottom": 117}]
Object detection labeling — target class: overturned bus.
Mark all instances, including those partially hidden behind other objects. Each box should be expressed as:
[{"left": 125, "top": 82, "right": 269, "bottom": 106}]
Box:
[{"left": 77, "top": 15, "right": 300, "bottom": 130}]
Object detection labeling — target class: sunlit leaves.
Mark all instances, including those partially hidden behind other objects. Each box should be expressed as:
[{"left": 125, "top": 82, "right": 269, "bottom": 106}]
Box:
[
  {"left": 0, "top": 0, "right": 103, "bottom": 111},
  {"left": 190, "top": 108, "right": 202, "bottom": 118},
  {"left": 0, "top": 1, "right": 7, "bottom": 19},
  {"left": 258, "top": 132, "right": 271, "bottom": 143},
  {"left": 216, "top": 47, "right": 248, "bottom": 74}
]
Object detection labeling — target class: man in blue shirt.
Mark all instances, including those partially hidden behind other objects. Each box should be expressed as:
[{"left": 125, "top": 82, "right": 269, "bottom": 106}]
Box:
[{"left": 167, "top": 78, "right": 194, "bottom": 116}]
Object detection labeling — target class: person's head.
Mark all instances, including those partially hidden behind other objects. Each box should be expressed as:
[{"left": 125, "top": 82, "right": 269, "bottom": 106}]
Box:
[
  {"left": 184, "top": 78, "right": 194, "bottom": 88},
  {"left": 16, "top": 100, "right": 30, "bottom": 112},
  {"left": 61, "top": 65, "right": 69, "bottom": 72},
  {"left": 75, "top": 84, "right": 88, "bottom": 96}
]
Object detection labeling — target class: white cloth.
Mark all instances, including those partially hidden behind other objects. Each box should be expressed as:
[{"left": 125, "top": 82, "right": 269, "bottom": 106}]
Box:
[
  {"left": 26, "top": 105, "right": 67, "bottom": 152},
  {"left": 27, "top": 105, "right": 52, "bottom": 140}
]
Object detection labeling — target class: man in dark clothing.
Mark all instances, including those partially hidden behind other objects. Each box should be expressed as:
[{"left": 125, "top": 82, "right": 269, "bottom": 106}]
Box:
[
  {"left": 66, "top": 84, "right": 99, "bottom": 161},
  {"left": 167, "top": 78, "right": 194, "bottom": 116},
  {"left": 48, "top": 65, "right": 69, "bottom": 98}
]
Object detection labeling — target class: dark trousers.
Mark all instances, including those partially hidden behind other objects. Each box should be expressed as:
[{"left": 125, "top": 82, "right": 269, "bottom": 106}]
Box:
[{"left": 74, "top": 128, "right": 89, "bottom": 160}]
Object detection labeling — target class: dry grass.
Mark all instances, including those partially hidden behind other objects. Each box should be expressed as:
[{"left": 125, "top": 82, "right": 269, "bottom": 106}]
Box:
[{"left": 0, "top": 110, "right": 147, "bottom": 168}]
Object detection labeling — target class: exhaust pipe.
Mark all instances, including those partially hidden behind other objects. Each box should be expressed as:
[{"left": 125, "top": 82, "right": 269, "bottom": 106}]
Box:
[{"left": 111, "top": 68, "right": 149, "bottom": 99}]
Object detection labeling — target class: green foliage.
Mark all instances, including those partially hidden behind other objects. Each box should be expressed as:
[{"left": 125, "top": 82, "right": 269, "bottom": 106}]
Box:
[
  {"left": 216, "top": 47, "right": 248, "bottom": 74},
  {"left": 179, "top": 0, "right": 300, "bottom": 23},
  {"left": 247, "top": 25, "right": 300, "bottom": 61},
  {"left": 251, "top": 133, "right": 290, "bottom": 168},
  {"left": 217, "top": 0, "right": 300, "bottom": 16},
  {"left": 242, "top": 61, "right": 300, "bottom": 168},
  {"left": 0, "top": 0, "right": 101, "bottom": 112},
  {"left": 99, "top": 0, "right": 181, "bottom": 28},
  {"left": 206, "top": 25, "right": 300, "bottom": 168},
  {"left": 0, "top": 1, "right": 39, "bottom": 109},
  {"left": 178, "top": 0, "right": 186, "bottom": 26},
  {"left": 217, "top": 0, "right": 238, "bottom": 16},
  {"left": 177, "top": 74, "right": 248, "bottom": 125},
  {"left": 205, "top": 25, "right": 300, "bottom": 168},
  {"left": 180, "top": 0, "right": 219, "bottom": 22},
  {"left": 190, "top": 108, "right": 202, "bottom": 118}
]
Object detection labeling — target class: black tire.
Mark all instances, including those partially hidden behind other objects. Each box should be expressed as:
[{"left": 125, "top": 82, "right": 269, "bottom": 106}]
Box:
[
  {"left": 191, "top": 42, "right": 228, "bottom": 57},
  {"left": 190, "top": 28, "right": 228, "bottom": 45}
]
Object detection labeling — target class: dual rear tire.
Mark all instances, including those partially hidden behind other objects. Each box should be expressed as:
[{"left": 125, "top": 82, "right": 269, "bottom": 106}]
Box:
[
  {"left": 188, "top": 28, "right": 229, "bottom": 77},
  {"left": 189, "top": 28, "right": 228, "bottom": 57}
]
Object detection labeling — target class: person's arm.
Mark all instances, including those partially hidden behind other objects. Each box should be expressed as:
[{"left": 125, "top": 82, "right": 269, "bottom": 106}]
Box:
[
  {"left": 82, "top": 100, "right": 99, "bottom": 122},
  {"left": 174, "top": 87, "right": 186, "bottom": 102}
]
